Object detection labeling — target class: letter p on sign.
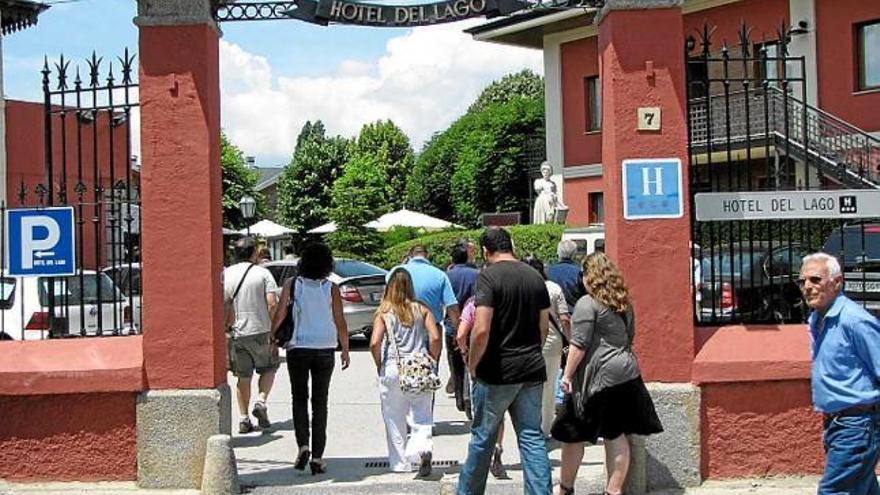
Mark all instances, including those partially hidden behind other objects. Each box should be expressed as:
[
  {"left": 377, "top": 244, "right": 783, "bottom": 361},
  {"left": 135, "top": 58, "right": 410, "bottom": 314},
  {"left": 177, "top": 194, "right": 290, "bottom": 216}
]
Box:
[{"left": 6, "top": 207, "right": 76, "bottom": 276}]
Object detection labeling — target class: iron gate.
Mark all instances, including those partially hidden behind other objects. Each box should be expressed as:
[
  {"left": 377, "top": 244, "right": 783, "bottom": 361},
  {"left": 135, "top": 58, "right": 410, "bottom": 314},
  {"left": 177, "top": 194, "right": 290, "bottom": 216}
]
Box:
[
  {"left": 0, "top": 50, "right": 142, "bottom": 340},
  {"left": 687, "top": 22, "right": 880, "bottom": 325}
]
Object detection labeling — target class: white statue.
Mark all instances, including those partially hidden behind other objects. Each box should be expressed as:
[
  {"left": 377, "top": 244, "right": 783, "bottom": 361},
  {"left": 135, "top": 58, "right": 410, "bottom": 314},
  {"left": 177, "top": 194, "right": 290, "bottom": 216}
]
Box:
[{"left": 533, "top": 162, "right": 565, "bottom": 224}]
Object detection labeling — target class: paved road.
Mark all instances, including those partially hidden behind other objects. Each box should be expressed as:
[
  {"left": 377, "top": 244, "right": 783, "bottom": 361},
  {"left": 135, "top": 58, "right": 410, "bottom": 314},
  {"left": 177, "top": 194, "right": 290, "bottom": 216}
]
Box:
[{"left": 229, "top": 337, "right": 607, "bottom": 494}]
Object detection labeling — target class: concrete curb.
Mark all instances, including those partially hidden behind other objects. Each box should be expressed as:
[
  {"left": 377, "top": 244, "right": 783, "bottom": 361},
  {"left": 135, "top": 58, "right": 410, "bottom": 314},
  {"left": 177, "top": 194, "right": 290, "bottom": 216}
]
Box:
[{"left": 201, "top": 435, "right": 240, "bottom": 495}]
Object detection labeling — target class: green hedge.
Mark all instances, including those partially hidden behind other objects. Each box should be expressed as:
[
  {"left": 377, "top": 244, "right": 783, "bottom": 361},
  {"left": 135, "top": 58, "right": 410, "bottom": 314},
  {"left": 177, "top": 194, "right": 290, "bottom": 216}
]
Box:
[{"left": 381, "top": 224, "right": 566, "bottom": 269}]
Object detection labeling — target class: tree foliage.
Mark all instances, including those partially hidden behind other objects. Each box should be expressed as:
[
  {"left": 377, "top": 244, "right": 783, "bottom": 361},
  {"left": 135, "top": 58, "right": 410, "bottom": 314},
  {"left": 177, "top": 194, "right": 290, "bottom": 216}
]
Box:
[
  {"left": 468, "top": 69, "right": 544, "bottom": 114},
  {"left": 354, "top": 120, "right": 414, "bottom": 210},
  {"left": 221, "top": 132, "right": 263, "bottom": 229},
  {"left": 276, "top": 121, "right": 352, "bottom": 233},
  {"left": 327, "top": 154, "right": 389, "bottom": 259}
]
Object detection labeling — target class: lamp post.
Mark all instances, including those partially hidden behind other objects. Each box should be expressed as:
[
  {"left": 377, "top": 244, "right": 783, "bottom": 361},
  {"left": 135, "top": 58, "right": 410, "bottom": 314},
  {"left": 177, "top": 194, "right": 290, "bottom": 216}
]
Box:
[{"left": 239, "top": 195, "right": 256, "bottom": 236}]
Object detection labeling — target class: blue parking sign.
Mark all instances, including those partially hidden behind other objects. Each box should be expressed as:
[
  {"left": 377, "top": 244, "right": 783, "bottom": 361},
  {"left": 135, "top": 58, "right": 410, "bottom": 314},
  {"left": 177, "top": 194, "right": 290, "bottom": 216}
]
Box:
[
  {"left": 622, "top": 158, "right": 684, "bottom": 220},
  {"left": 6, "top": 207, "right": 76, "bottom": 276}
]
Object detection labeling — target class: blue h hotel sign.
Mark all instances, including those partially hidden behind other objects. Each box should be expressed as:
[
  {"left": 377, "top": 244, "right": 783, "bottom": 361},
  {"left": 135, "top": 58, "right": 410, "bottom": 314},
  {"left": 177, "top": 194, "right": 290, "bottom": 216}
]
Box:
[
  {"left": 622, "top": 158, "right": 684, "bottom": 220},
  {"left": 6, "top": 207, "right": 76, "bottom": 277}
]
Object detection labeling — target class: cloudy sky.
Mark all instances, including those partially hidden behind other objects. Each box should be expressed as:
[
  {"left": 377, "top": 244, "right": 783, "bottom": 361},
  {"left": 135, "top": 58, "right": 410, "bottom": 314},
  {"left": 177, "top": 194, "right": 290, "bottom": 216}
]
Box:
[{"left": 4, "top": 0, "right": 542, "bottom": 167}]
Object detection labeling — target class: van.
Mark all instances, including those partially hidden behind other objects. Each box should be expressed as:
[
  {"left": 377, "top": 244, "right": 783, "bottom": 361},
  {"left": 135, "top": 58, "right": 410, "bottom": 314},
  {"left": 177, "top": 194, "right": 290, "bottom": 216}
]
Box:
[{"left": 561, "top": 225, "right": 605, "bottom": 258}]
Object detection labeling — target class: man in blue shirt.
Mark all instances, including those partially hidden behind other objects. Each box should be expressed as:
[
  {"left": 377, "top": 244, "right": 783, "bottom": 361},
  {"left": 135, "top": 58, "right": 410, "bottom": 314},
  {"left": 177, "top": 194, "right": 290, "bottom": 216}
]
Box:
[
  {"left": 446, "top": 241, "right": 479, "bottom": 415},
  {"left": 800, "top": 252, "right": 880, "bottom": 495},
  {"left": 548, "top": 240, "right": 585, "bottom": 312},
  {"left": 392, "top": 245, "right": 461, "bottom": 350}
]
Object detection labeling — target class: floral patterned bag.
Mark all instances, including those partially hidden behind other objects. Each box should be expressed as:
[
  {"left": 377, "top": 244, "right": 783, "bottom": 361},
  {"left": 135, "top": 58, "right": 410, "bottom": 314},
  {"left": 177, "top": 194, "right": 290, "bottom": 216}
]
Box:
[{"left": 385, "top": 313, "right": 442, "bottom": 394}]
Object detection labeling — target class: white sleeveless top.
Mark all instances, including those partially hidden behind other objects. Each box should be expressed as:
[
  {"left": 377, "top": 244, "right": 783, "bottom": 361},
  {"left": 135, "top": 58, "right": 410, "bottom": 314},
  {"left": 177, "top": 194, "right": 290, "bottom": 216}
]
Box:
[{"left": 286, "top": 277, "right": 337, "bottom": 350}]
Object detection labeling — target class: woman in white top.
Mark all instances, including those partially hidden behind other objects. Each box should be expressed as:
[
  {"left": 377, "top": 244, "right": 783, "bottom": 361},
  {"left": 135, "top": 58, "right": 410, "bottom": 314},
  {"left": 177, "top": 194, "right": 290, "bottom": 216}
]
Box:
[
  {"left": 370, "top": 268, "right": 441, "bottom": 477},
  {"left": 271, "top": 242, "right": 350, "bottom": 476},
  {"left": 524, "top": 255, "right": 571, "bottom": 435}
]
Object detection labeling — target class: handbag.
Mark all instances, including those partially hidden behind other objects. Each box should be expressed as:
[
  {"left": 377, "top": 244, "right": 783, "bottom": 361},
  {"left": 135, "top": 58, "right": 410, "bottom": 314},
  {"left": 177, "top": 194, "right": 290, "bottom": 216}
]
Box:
[
  {"left": 274, "top": 277, "right": 297, "bottom": 348},
  {"left": 550, "top": 312, "right": 569, "bottom": 368},
  {"left": 226, "top": 263, "right": 256, "bottom": 371},
  {"left": 385, "top": 310, "right": 442, "bottom": 394}
]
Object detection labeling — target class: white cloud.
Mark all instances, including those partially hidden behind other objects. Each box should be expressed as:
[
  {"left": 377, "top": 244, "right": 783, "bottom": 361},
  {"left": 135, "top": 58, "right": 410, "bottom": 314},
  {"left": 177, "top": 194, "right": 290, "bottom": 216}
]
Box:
[{"left": 220, "top": 20, "right": 543, "bottom": 165}]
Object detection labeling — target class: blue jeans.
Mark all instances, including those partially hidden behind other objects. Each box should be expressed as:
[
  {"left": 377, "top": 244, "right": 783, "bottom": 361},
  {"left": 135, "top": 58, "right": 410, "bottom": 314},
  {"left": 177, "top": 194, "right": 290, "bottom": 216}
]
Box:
[
  {"left": 457, "top": 379, "right": 551, "bottom": 495},
  {"left": 818, "top": 411, "right": 880, "bottom": 495}
]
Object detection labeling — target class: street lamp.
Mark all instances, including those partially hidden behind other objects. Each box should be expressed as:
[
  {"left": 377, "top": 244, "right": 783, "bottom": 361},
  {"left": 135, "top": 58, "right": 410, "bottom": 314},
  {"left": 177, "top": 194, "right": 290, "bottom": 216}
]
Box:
[{"left": 239, "top": 195, "right": 256, "bottom": 236}]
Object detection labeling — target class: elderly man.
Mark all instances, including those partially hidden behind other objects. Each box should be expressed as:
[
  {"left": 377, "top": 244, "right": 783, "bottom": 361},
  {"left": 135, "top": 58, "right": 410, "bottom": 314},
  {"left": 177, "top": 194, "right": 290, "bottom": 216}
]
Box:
[
  {"left": 548, "top": 239, "right": 585, "bottom": 312},
  {"left": 800, "top": 252, "right": 880, "bottom": 495}
]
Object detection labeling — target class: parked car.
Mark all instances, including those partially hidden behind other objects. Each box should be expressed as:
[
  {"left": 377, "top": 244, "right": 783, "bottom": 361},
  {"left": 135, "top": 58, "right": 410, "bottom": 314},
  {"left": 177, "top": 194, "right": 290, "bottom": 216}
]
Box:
[
  {"left": 262, "top": 258, "right": 387, "bottom": 338},
  {"left": 102, "top": 263, "right": 142, "bottom": 332},
  {"left": 822, "top": 223, "right": 880, "bottom": 318},
  {"left": 0, "top": 270, "right": 131, "bottom": 340},
  {"left": 561, "top": 224, "right": 605, "bottom": 257},
  {"left": 698, "top": 242, "right": 810, "bottom": 323}
]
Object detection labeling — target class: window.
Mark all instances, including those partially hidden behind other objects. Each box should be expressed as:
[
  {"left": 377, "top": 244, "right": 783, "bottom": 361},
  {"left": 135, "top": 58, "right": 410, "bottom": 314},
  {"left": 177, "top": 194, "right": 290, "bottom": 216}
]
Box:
[
  {"left": 858, "top": 21, "right": 880, "bottom": 90},
  {"left": 588, "top": 192, "right": 604, "bottom": 224},
  {"left": 584, "top": 76, "right": 601, "bottom": 132}
]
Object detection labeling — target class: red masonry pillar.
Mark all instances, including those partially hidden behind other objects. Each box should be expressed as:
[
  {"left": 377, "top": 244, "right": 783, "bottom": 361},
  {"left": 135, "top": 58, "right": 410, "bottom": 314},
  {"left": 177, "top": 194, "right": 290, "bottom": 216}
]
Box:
[
  {"left": 598, "top": 1, "right": 693, "bottom": 383},
  {"left": 137, "top": 2, "right": 225, "bottom": 389}
]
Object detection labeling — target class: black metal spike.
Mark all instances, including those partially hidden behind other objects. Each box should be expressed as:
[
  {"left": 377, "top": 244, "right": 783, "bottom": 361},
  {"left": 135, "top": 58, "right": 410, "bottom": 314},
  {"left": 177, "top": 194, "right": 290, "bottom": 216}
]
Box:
[
  {"left": 75, "top": 181, "right": 87, "bottom": 200},
  {"left": 699, "top": 22, "right": 716, "bottom": 57},
  {"left": 738, "top": 20, "right": 753, "bottom": 58},
  {"left": 35, "top": 183, "right": 48, "bottom": 205},
  {"left": 54, "top": 54, "right": 70, "bottom": 91},
  {"left": 88, "top": 51, "right": 103, "bottom": 88},
  {"left": 107, "top": 61, "right": 115, "bottom": 87},
  {"left": 74, "top": 66, "right": 82, "bottom": 89},
  {"left": 17, "top": 180, "right": 27, "bottom": 205},
  {"left": 41, "top": 56, "right": 50, "bottom": 89},
  {"left": 720, "top": 41, "right": 730, "bottom": 59},
  {"left": 777, "top": 20, "right": 790, "bottom": 56},
  {"left": 119, "top": 48, "right": 136, "bottom": 86},
  {"left": 57, "top": 182, "right": 67, "bottom": 203}
]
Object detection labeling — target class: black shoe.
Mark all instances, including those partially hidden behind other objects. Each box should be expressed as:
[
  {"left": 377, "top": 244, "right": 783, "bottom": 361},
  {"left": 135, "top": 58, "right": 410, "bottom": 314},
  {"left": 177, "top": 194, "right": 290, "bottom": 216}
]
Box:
[
  {"left": 252, "top": 402, "right": 270, "bottom": 429},
  {"left": 294, "top": 448, "right": 310, "bottom": 471},
  {"left": 417, "top": 452, "right": 432, "bottom": 478},
  {"left": 489, "top": 446, "right": 507, "bottom": 479},
  {"left": 238, "top": 417, "right": 254, "bottom": 434},
  {"left": 309, "top": 459, "right": 327, "bottom": 475}
]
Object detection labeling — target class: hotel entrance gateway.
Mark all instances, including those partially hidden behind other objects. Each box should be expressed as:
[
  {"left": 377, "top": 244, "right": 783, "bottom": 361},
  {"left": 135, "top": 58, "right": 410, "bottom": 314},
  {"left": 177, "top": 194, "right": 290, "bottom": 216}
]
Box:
[{"left": 3, "top": 0, "right": 879, "bottom": 491}]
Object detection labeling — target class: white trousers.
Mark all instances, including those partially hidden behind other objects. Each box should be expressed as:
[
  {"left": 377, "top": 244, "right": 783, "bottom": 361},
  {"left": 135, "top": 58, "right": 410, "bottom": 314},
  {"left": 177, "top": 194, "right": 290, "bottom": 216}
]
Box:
[
  {"left": 378, "top": 363, "right": 434, "bottom": 472},
  {"left": 541, "top": 329, "right": 563, "bottom": 434}
]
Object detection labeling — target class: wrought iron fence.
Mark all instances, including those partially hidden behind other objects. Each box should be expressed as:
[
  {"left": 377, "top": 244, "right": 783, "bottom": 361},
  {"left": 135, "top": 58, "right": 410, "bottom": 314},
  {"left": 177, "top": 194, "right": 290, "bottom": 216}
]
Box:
[
  {"left": 687, "top": 22, "right": 880, "bottom": 326},
  {"left": 0, "top": 51, "right": 142, "bottom": 340}
]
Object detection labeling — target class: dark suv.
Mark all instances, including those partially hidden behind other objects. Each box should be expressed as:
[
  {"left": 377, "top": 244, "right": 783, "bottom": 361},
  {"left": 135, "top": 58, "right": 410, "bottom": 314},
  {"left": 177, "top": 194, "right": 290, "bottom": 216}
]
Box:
[
  {"left": 822, "top": 223, "right": 880, "bottom": 318},
  {"left": 698, "top": 242, "right": 810, "bottom": 323}
]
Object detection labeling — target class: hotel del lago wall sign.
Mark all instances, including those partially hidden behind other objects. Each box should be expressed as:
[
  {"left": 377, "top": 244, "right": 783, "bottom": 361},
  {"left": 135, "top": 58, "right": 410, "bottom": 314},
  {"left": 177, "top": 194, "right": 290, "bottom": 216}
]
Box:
[{"left": 215, "top": 0, "right": 536, "bottom": 27}]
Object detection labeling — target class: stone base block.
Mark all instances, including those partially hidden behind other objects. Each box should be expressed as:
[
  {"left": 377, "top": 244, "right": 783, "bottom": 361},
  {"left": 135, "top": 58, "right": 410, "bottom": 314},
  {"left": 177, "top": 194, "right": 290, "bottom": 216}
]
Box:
[
  {"left": 645, "top": 382, "right": 701, "bottom": 490},
  {"left": 137, "top": 388, "right": 226, "bottom": 489}
]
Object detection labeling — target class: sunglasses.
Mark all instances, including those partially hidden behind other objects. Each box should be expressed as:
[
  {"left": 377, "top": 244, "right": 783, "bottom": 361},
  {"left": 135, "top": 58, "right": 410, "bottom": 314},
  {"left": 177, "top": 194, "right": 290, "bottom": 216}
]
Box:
[{"left": 796, "top": 276, "right": 824, "bottom": 288}]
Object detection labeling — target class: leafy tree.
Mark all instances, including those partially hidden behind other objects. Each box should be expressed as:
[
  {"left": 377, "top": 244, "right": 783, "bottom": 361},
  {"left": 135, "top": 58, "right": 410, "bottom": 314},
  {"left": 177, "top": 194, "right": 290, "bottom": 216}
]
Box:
[
  {"left": 354, "top": 120, "right": 414, "bottom": 210},
  {"left": 468, "top": 69, "right": 544, "bottom": 114},
  {"left": 276, "top": 121, "right": 352, "bottom": 233},
  {"left": 327, "top": 154, "right": 389, "bottom": 258},
  {"left": 221, "top": 132, "right": 263, "bottom": 229}
]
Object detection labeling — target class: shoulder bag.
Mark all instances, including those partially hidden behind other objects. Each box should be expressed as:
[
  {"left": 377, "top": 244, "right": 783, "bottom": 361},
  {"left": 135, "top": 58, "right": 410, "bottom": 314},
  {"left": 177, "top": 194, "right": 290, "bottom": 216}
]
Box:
[
  {"left": 274, "top": 277, "right": 297, "bottom": 348},
  {"left": 385, "top": 309, "right": 442, "bottom": 394}
]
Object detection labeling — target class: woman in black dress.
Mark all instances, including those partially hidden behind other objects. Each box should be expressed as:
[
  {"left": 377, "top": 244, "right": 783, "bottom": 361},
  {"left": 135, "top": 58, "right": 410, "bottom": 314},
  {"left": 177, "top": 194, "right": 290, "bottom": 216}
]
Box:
[{"left": 552, "top": 252, "right": 663, "bottom": 495}]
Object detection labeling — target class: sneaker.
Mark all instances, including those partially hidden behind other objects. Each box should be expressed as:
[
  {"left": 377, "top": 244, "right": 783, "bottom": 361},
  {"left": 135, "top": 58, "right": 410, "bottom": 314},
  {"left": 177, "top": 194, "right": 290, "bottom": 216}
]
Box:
[
  {"left": 238, "top": 417, "right": 254, "bottom": 434},
  {"left": 252, "top": 401, "right": 271, "bottom": 429},
  {"left": 489, "top": 445, "right": 507, "bottom": 479},
  {"left": 417, "top": 451, "right": 432, "bottom": 478}
]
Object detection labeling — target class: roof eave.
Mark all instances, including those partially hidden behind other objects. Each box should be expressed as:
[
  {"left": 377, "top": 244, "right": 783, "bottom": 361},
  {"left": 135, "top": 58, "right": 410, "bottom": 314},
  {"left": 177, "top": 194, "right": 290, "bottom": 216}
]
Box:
[
  {"left": 467, "top": 8, "right": 596, "bottom": 49},
  {"left": 0, "top": 0, "right": 50, "bottom": 36}
]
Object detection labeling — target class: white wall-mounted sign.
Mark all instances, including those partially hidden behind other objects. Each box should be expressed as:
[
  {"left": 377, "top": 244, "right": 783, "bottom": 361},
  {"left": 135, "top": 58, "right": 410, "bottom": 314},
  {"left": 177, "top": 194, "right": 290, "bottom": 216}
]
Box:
[
  {"left": 637, "top": 107, "right": 661, "bottom": 131},
  {"left": 695, "top": 190, "right": 880, "bottom": 221}
]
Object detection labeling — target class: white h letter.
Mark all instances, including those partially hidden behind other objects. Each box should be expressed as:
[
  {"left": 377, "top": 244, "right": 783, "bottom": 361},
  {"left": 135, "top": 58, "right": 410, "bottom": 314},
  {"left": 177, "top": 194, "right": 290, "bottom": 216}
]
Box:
[{"left": 642, "top": 167, "right": 664, "bottom": 196}]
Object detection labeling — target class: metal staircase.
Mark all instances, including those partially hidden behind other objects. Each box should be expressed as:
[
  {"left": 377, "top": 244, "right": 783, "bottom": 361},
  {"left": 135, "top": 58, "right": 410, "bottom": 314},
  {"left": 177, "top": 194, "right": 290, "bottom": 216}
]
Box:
[{"left": 689, "top": 87, "right": 880, "bottom": 189}]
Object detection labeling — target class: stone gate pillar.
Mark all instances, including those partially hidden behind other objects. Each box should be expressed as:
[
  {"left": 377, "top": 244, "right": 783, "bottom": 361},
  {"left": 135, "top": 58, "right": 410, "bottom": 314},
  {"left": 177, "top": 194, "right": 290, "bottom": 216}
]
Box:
[
  {"left": 597, "top": 0, "right": 700, "bottom": 490},
  {"left": 135, "top": 0, "right": 230, "bottom": 488}
]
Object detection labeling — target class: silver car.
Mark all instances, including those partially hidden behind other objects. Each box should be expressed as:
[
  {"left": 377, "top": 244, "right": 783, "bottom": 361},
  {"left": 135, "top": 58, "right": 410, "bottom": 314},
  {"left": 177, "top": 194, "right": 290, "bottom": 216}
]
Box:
[{"left": 263, "top": 258, "right": 387, "bottom": 337}]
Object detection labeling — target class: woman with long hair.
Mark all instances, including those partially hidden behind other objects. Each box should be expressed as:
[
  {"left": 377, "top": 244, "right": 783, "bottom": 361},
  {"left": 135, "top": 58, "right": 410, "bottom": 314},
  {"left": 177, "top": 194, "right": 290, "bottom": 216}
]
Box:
[
  {"left": 552, "top": 252, "right": 662, "bottom": 495},
  {"left": 370, "top": 268, "right": 442, "bottom": 477},
  {"left": 271, "top": 242, "right": 350, "bottom": 476}
]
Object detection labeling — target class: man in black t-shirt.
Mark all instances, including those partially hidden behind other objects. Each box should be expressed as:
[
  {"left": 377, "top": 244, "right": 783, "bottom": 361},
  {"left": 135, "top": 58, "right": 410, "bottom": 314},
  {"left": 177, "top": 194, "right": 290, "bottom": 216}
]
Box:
[{"left": 457, "top": 227, "right": 552, "bottom": 495}]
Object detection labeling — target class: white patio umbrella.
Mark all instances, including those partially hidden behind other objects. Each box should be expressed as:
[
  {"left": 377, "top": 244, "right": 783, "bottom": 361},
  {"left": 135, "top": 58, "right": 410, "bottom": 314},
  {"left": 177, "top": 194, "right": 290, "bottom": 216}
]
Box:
[
  {"left": 365, "top": 209, "right": 462, "bottom": 232},
  {"left": 240, "top": 219, "right": 295, "bottom": 238},
  {"left": 307, "top": 222, "right": 337, "bottom": 234}
]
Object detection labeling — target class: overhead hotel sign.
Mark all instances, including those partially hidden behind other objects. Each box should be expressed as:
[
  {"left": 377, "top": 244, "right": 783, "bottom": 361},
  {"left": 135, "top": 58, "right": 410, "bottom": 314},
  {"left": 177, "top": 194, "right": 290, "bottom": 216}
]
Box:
[
  {"left": 695, "top": 190, "right": 880, "bottom": 221},
  {"left": 287, "top": 0, "right": 528, "bottom": 27}
]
